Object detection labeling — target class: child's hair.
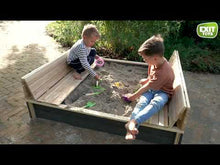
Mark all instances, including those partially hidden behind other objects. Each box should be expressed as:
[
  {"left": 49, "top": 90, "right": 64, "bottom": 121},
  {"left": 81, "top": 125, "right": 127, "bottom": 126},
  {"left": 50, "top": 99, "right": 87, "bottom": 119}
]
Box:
[
  {"left": 138, "top": 34, "right": 164, "bottom": 57},
  {"left": 81, "top": 24, "right": 101, "bottom": 38}
]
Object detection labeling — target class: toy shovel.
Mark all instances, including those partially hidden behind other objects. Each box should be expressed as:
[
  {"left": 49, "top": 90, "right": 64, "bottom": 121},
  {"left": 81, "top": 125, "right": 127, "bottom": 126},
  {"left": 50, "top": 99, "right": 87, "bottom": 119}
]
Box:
[{"left": 84, "top": 101, "right": 96, "bottom": 108}]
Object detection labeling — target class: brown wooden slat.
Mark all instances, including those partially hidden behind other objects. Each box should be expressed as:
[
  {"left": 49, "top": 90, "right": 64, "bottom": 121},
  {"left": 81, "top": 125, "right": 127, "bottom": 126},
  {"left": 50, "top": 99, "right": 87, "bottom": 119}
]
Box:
[
  {"left": 158, "top": 106, "right": 165, "bottom": 126},
  {"left": 149, "top": 112, "right": 159, "bottom": 125},
  {"left": 24, "top": 51, "right": 69, "bottom": 84},
  {"left": 103, "top": 58, "right": 148, "bottom": 66},
  {"left": 163, "top": 104, "right": 168, "bottom": 127},
  {"left": 22, "top": 51, "right": 71, "bottom": 100},
  {"left": 38, "top": 70, "right": 89, "bottom": 105},
  {"left": 31, "top": 63, "right": 72, "bottom": 99},
  {"left": 168, "top": 51, "right": 187, "bottom": 127},
  {"left": 38, "top": 63, "right": 97, "bottom": 105},
  {"left": 29, "top": 59, "right": 71, "bottom": 89}
]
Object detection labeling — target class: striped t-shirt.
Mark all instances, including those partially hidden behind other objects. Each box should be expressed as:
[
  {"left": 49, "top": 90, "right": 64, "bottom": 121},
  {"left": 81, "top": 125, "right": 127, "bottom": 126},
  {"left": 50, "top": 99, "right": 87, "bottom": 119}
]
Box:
[{"left": 67, "top": 39, "right": 96, "bottom": 77}]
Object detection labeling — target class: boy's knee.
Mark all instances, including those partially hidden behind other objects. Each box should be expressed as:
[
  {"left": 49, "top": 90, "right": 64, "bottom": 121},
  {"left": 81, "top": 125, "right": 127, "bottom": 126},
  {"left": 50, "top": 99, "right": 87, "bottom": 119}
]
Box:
[
  {"left": 88, "top": 57, "right": 95, "bottom": 65},
  {"left": 150, "top": 98, "right": 167, "bottom": 110},
  {"left": 135, "top": 100, "right": 147, "bottom": 110}
]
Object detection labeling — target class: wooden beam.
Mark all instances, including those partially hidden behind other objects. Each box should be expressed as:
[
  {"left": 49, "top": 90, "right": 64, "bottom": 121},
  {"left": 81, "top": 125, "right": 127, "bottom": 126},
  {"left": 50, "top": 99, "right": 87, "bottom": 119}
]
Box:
[
  {"left": 26, "top": 99, "right": 184, "bottom": 134},
  {"left": 175, "top": 51, "right": 191, "bottom": 130},
  {"left": 163, "top": 105, "right": 169, "bottom": 127},
  {"left": 168, "top": 51, "right": 188, "bottom": 127},
  {"left": 32, "top": 102, "right": 177, "bottom": 144},
  {"left": 21, "top": 78, "right": 34, "bottom": 100},
  {"left": 26, "top": 102, "right": 36, "bottom": 119},
  {"left": 103, "top": 58, "right": 148, "bottom": 66},
  {"left": 38, "top": 62, "right": 96, "bottom": 105},
  {"left": 150, "top": 112, "right": 159, "bottom": 126},
  {"left": 174, "top": 133, "right": 182, "bottom": 144},
  {"left": 38, "top": 70, "right": 89, "bottom": 105},
  {"left": 21, "top": 50, "right": 69, "bottom": 82},
  {"left": 159, "top": 106, "right": 166, "bottom": 127}
]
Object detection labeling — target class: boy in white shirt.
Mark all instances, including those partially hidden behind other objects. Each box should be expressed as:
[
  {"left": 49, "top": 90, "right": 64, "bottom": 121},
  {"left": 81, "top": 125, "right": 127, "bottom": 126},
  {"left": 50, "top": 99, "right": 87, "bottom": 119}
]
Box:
[{"left": 67, "top": 24, "right": 101, "bottom": 80}]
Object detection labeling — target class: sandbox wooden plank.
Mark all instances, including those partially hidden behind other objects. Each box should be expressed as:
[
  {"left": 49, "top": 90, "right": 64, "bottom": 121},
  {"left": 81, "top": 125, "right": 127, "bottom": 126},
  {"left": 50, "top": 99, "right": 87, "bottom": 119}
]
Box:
[
  {"left": 158, "top": 105, "right": 169, "bottom": 127},
  {"left": 23, "top": 51, "right": 69, "bottom": 83},
  {"left": 31, "top": 101, "right": 181, "bottom": 143},
  {"left": 149, "top": 112, "right": 159, "bottom": 126},
  {"left": 38, "top": 70, "right": 89, "bottom": 105},
  {"left": 168, "top": 52, "right": 187, "bottom": 127},
  {"left": 158, "top": 107, "right": 165, "bottom": 126},
  {"left": 31, "top": 63, "right": 72, "bottom": 99},
  {"left": 163, "top": 105, "right": 169, "bottom": 127},
  {"left": 103, "top": 58, "right": 148, "bottom": 66},
  {"left": 38, "top": 63, "right": 96, "bottom": 105},
  {"left": 27, "top": 99, "right": 184, "bottom": 134}
]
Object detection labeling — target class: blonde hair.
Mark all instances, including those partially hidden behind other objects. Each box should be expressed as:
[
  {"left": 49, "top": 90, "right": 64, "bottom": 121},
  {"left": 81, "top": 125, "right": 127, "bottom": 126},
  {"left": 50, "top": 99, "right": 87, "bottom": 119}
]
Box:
[{"left": 81, "top": 24, "right": 100, "bottom": 38}]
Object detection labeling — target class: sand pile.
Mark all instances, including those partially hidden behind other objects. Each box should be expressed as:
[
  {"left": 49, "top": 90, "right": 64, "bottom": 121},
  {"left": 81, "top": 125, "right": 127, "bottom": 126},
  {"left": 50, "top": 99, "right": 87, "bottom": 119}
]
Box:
[{"left": 64, "top": 62, "right": 148, "bottom": 117}]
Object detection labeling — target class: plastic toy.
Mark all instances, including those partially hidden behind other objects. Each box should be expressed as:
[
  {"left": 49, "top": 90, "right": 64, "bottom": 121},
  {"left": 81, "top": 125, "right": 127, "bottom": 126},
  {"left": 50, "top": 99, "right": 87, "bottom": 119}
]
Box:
[
  {"left": 84, "top": 101, "right": 96, "bottom": 108},
  {"left": 122, "top": 95, "right": 131, "bottom": 103},
  {"left": 95, "top": 56, "right": 105, "bottom": 67}
]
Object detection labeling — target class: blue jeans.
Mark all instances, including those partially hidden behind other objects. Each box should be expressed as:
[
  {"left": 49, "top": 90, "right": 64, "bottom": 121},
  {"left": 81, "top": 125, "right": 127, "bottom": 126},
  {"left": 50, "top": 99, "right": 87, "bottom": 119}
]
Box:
[{"left": 130, "top": 89, "right": 169, "bottom": 127}]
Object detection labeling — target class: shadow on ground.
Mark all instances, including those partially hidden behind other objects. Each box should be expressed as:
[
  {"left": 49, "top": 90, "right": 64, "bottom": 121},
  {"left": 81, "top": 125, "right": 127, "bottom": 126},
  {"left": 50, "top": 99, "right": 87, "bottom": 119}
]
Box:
[{"left": 0, "top": 44, "right": 48, "bottom": 143}]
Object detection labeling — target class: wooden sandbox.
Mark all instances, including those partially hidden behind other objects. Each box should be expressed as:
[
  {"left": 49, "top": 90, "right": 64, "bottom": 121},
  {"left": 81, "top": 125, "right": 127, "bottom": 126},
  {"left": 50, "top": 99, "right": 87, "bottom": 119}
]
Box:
[{"left": 21, "top": 50, "right": 190, "bottom": 144}]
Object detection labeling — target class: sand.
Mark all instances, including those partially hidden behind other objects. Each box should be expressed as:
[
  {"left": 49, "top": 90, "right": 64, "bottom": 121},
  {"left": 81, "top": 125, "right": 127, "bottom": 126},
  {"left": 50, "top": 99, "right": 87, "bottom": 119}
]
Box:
[{"left": 64, "top": 61, "right": 148, "bottom": 117}]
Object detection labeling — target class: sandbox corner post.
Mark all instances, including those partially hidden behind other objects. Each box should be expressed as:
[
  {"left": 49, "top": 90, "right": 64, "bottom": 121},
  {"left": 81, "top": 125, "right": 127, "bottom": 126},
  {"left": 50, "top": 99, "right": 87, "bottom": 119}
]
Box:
[
  {"left": 21, "top": 77, "right": 36, "bottom": 119},
  {"left": 26, "top": 101, "right": 36, "bottom": 119}
]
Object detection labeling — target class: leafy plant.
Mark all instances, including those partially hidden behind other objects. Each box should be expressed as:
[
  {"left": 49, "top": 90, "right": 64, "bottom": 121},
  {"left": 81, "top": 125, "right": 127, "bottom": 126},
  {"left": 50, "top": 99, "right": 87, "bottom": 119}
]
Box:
[{"left": 46, "top": 21, "right": 220, "bottom": 73}]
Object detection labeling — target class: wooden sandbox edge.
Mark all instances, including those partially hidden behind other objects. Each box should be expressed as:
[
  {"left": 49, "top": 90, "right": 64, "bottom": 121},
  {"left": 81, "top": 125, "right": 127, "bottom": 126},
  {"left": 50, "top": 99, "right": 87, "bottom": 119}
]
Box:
[
  {"left": 26, "top": 98, "right": 183, "bottom": 134},
  {"left": 103, "top": 58, "right": 148, "bottom": 66}
]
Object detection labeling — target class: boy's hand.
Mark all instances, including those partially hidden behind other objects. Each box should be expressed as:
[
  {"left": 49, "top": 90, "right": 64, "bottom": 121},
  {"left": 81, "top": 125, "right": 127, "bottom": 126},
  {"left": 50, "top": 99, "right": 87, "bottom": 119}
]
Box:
[
  {"left": 95, "top": 55, "right": 100, "bottom": 60},
  {"left": 124, "top": 93, "right": 137, "bottom": 102},
  {"left": 94, "top": 74, "right": 100, "bottom": 80}
]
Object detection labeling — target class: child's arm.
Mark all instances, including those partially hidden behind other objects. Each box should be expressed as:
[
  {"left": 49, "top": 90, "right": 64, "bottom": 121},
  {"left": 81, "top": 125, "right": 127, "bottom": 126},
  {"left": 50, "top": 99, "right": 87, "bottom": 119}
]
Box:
[
  {"left": 139, "top": 78, "right": 149, "bottom": 85},
  {"left": 125, "top": 81, "right": 151, "bottom": 101},
  {"left": 94, "top": 74, "right": 100, "bottom": 80},
  {"left": 78, "top": 54, "right": 97, "bottom": 77}
]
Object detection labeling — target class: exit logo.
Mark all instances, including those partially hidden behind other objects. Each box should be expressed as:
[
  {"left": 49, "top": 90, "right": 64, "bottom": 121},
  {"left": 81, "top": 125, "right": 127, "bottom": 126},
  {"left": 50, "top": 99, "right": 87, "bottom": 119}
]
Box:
[{"left": 197, "top": 22, "right": 218, "bottom": 38}]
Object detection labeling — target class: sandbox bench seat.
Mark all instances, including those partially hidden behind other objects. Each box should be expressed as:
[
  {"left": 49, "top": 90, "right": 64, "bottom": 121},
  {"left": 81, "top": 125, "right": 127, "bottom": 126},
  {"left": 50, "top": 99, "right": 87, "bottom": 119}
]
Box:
[{"left": 21, "top": 50, "right": 190, "bottom": 144}]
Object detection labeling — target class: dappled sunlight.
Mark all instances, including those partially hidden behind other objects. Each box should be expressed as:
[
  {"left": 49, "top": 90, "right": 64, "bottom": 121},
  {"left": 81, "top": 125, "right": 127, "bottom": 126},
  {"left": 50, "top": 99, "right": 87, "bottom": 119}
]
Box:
[
  {"left": 0, "top": 21, "right": 62, "bottom": 70},
  {"left": 0, "top": 21, "right": 64, "bottom": 144}
]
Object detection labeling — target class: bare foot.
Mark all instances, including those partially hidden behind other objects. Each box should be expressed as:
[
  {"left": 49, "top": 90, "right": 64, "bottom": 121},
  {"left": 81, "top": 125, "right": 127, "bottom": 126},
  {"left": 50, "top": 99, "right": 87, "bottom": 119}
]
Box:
[
  {"left": 125, "top": 120, "right": 139, "bottom": 135},
  {"left": 125, "top": 131, "right": 136, "bottom": 140},
  {"left": 73, "top": 71, "right": 82, "bottom": 80}
]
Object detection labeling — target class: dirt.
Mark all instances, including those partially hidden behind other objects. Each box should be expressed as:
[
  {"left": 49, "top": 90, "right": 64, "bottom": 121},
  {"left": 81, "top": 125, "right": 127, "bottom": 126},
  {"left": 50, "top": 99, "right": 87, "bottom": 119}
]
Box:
[{"left": 64, "top": 61, "right": 148, "bottom": 117}]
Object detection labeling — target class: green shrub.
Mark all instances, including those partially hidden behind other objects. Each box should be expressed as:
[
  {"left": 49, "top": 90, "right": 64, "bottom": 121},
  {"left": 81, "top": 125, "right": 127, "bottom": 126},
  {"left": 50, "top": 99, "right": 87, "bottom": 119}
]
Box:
[
  {"left": 46, "top": 21, "right": 220, "bottom": 73},
  {"left": 46, "top": 21, "right": 89, "bottom": 47},
  {"left": 93, "top": 21, "right": 182, "bottom": 61}
]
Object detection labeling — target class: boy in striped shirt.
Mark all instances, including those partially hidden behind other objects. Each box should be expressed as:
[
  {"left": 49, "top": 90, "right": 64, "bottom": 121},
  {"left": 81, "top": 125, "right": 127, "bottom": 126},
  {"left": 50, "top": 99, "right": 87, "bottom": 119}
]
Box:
[{"left": 67, "top": 24, "right": 101, "bottom": 80}]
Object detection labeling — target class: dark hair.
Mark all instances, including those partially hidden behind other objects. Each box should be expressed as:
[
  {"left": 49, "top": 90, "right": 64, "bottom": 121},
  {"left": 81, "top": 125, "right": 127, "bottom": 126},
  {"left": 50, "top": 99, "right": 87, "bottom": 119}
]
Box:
[{"left": 138, "top": 34, "right": 164, "bottom": 56}]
